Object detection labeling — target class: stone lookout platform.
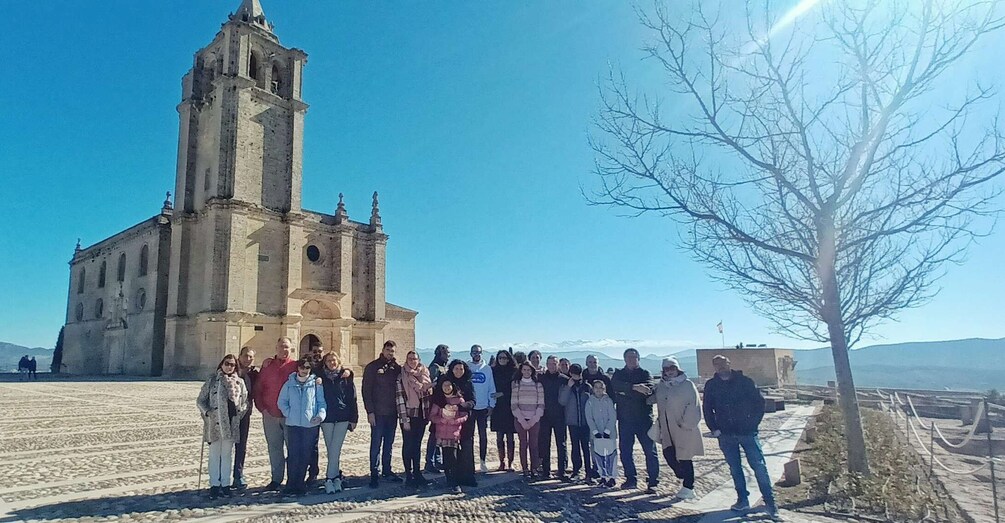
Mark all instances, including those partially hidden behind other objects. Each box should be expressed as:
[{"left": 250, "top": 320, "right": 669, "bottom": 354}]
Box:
[{"left": 0, "top": 379, "right": 833, "bottom": 522}]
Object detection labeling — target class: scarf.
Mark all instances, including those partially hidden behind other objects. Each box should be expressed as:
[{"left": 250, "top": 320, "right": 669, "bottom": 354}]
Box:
[
  {"left": 402, "top": 363, "right": 430, "bottom": 409},
  {"left": 662, "top": 372, "right": 688, "bottom": 386},
  {"left": 220, "top": 370, "right": 243, "bottom": 409},
  {"left": 324, "top": 366, "right": 342, "bottom": 382}
]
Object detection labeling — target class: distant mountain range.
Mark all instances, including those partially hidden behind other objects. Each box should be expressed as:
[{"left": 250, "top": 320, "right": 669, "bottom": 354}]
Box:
[
  {"left": 418, "top": 337, "right": 1005, "bottom": 392},
  {"left": 3, "top": 337, "right": 1002, "bottom": 390}
]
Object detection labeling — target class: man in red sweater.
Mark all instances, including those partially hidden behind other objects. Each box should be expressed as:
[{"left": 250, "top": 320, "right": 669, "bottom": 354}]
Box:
[{"left": 256, "top": 337, "right": 298, "bottom": 491}]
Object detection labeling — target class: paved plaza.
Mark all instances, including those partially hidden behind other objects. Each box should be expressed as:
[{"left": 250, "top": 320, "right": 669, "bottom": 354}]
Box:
[{"left": 0, "top": 380, "right": 833, "bottom": 522}]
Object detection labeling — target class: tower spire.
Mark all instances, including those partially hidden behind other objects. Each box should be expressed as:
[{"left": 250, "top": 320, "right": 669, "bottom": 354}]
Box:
[{"left": 230, "top": 0, "right": 273, "bottom": 32}]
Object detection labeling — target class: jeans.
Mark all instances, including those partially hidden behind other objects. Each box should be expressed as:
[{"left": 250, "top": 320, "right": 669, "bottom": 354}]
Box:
[
  {"left": 568, "top": 424, "right": 591, "bottom": 475},
  {"left": 538, "top": 415, "right": 567, "bottom": 475},
  {"left": 425, "top": 425, "right": 443, "bottom": 469},
  {"left": 472, "top": 409, "right": 490, "bottom": 462},
  {"left": 401, "top": 416, "right": 427, "bottom": 477},
  {"left": 207, "top": 439, "right": 234, "bottom": 487},
  {"left": 516, "top": 421, "right": 540, "bottom": 473},
  {"left": 369, "top": 414, "right": 398, "bottom": 476},
  {"left": 233, "top": 412, "right": 252, "bottom": 484},
  {"left": 441, "top": 446, "right": 459, "bottom": 486},
  {"left": 618, "top": 418, "right": 660, "bottom": 486},
  {"left": 321, "top": 421, "right": 350, "bottom": 480},
  {"left": 718, "top": 433, "right": 775, "bottom": 507},
  {"left": 662, "top": 445, "right": 695, "bottom": 489},
  {"left": 287, "top": 425, "right": 320, "bottom": 493},
  {"left": 593, "top": 449, "right": 618, "bottom": 480},
  {"left": 262, "top": 413, "right": 288, "bottom": 484}
]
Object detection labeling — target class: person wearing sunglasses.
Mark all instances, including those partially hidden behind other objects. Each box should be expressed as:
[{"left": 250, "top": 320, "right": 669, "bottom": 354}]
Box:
[{"left": 197, "top": 354, "right": 249, "bottom": 500}]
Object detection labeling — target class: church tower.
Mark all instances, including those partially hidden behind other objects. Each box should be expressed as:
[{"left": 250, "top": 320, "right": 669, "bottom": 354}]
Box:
[
  {"left": 164, "top": 0, "right": 313, "bottom": 373},
  {"left": 174, "top": 0, "right": 307, "bottom": 214}
]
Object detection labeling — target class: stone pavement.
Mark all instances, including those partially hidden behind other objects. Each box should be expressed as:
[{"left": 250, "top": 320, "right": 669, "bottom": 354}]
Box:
[{"left": 0, "top": 380, "right": 826, "bottom": 522}]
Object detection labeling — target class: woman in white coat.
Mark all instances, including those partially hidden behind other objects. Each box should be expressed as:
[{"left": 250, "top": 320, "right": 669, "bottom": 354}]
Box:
[{"left": 648, "top": 356, "right": 703, "bottom": 500}]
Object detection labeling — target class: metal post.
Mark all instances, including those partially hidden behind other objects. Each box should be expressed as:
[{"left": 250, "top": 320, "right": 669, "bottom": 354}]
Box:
[
  {"left": 929, "top": 420, "right": 935, "bottom": 477},
  {"left": 985, "top": 398, "right": 1000, "bottom": 523}
]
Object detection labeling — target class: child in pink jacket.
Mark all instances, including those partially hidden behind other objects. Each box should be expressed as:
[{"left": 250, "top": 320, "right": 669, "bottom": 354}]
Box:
[{"left": 428, "top": 379, "right": 469, "bottom": 493}]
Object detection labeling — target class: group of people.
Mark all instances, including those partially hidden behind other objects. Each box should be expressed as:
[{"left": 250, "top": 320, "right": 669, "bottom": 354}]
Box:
[
  {"left": 17, "top": 355, "right": 38, "bottom": 380},
  {"left": 196, "top": 338, "right": 779, "bottom": 518}
]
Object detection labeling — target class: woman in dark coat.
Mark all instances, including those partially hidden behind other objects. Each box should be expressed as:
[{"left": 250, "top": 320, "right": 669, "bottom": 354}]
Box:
[
  {"left": 491, "top": 350, "right": 517, "bottom": 470},
  {"left": 441, "top": 359, "right": 477, "bottom": 487}
]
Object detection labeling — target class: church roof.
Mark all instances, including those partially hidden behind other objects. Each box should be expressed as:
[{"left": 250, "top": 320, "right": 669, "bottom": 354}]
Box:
[{"left": 230, "top": 0, "right": 273, "bottom": 33}]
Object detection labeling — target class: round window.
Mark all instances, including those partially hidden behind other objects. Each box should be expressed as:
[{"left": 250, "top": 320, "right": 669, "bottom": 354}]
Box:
[
  {"left": 136, "top": 288, "right": 147, "bottom": 311},
  {"left": 95, "top": 298, "right": 104, "bottom": 319},
  {"left": 75, "top": 302, "right": 84, "bottom": 322},
  {"left": 306, "top": 245, "right": 321, "bottom": 263}
]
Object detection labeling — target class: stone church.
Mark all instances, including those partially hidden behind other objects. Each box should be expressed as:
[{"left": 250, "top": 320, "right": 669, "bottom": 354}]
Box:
[{"left": 62, "top": 0, "right": 416, "bottom": 377}]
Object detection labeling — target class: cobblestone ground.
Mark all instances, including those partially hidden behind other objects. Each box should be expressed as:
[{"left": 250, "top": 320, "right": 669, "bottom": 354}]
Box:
[{"left": 0, "top": 380, "right": 830, "bottom": 523}]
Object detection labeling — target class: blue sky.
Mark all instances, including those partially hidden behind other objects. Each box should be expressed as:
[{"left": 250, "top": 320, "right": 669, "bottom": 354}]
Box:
[{"left": 1, "top": 1, "right": 1003, "bottom": 354}]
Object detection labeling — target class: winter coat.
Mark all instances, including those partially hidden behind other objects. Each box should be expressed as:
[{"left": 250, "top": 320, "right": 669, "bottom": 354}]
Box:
[
  {"left": 610, "top": 366, "right": 655, "bottom": 424},
  {"left": 278, "top": 373, "right": 327, "bottom": 428},
  {"left": 197, "top": 371, "right": 249, "bottom": 443},
  {"left": 584, "top": 394, "right": 618, "bottom": 440},
  {"left": 539, "top": 371, "right": 567, "bottom": 422},
  {"left": 648, "top": 375, "right": 704, "bottom": 460},
  {"left": 510, "top": 379, "right": 545, "bottom": 430},
  {"left": 255, "top": 357, "right": 297, "bottom": 418},
  {"left": 429, "top": 396, "right": 468, "bottom": 444},
  {"left": 320, "top": 368, "right": 358, "bottom": 424},
  {"left": 491, "top": 366, "right": 516, "bottom": 433},
  {"left": 362, "top": 355, "right": 401, "bottom": 417},
  {"left": 558, "top": 379, "right": 592, "bottom": 427},
  {"left": 466, "top": 360, "right": 497, "bottom": 410},
  {"left": 239, "top": 366, "right": 259, "bottom": 410},
  {"left": 702, "top": 370, "right": 765, "bottom": 436},
  {"left": 582, "top": 367, "right": 611, "bottom": 390}
]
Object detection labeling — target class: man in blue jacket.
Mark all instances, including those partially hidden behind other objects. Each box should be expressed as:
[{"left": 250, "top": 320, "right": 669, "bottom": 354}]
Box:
[{"left": 702, "top": 355, "right": 777, "bottom": 518}]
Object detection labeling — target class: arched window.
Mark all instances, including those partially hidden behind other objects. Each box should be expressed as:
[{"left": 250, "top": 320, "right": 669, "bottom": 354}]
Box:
[
  {"left": 249, "top": 52, "right": 259, "bottom": 81},
  {"left": 99, "top": 261, "right": 106, "bottom": 288},
  {"left": 78, "top": 268, "right": 86, "bottom": 294},
  {"left": 271, "top": 63, "right": 283, "bottom": 96},
  {"left": 95, "top": 298, "right": 104, "bottom": 319},
  {"left": 139, "top": 245, "right": 149, "bottom": 277},
  {"left": 117, "top": 253, "right": 126, "bottom": 282}
]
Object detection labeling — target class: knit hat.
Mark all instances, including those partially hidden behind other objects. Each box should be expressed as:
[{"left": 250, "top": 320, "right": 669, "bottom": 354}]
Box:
[{"left": 662, "top": 357, "right": 680, "bottom": 369}]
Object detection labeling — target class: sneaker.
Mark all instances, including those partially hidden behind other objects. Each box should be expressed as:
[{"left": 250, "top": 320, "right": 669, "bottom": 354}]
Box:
[
  {"left": 765, "top": 503, "right": 781, "bottom": 520},
  {"left": 730, "top": 499, "right": 751, "bottom": 512},
  {"left": 675, "top": 487, "right": 695, "bottom": 500},
  {"left": 324, "top": 479, "right": 335, "bottom": 494},
  {"left": 233, "top": 477, "right": 248, "bottom": 490},
  {"left": 645, "top": 485, "right": 657, "bottom": 494},
  {"left": 480, "top": 461, "right": 489, "bottom": 473},
  {"left": 280, "top": 488, "right": 297, "bottom": 498},
  {"left": 208, "top": 486, "right": 220, "bottom": 499},
  {"left": 369, "top": 474, "right": 379, "bottom": 489},
  {"left": 222, "top": 486, "right": 234, "bottom": 497},
  {"left": 452, "top": 485, "right": 463, "bottom": 494},
  {"left": 620, "top": 479, "right": 638, "bottom": 490},
  {"left": 497, "top": 462, "right": 507, "bottom": 472},
  {"left": 559, "top": 475, "right": 572, "bottom": 483},
  {"left": 263, "top": 481, "right": 282, "bottom": 492},
  {"left": 306, "top": 474, "right": 318, "bottom": 487},
  {"left": 383, "top": 473, "right": 404, "bottom": 483},
  {"left": 332, "top": 477, "right": 343, "bottom": 492}
]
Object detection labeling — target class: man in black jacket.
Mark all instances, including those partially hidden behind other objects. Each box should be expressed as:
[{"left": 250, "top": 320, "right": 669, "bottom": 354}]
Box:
[
  {"left": 232, "top": 346, "right": 258, "bottom": 489},
  {"left": 702, "top": 355, "right": 776, "bottom": 518},
  {"left": 362, "top": 340, "right": 403, "bottom": 488},
  {"left": 538, "top": 355, "right": 570, "bottom": 481},
  {"left": 610, "top": 348, "right": 660, "bottom": 492},
  {"left": 424, "top": 344, "right": 451, "bottom": 474}
]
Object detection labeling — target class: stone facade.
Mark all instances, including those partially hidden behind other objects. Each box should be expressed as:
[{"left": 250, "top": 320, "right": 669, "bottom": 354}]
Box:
[
  {"left": 63, "top": 0, "right": 416, "bottom": 377},
  {"left": 696, "top": 348, "right": 797, "bottom": 388}
]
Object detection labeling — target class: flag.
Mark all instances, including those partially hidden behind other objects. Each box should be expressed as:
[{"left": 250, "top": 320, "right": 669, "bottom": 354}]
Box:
[{"left": 716, "top": 321, "right": 723, "bottom": 334}]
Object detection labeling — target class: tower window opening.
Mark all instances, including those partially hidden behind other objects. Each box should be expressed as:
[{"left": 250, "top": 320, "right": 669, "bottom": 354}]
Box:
[{"left": 117, "top": 253, "right": 126, "bottom": 282}]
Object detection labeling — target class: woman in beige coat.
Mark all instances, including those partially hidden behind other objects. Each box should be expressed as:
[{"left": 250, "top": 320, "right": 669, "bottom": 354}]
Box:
[
  {"left": 197, "top": 354, "right": 249, "bottom": 499},
  {"left": 648, "top": 356, "right": 703, "bottom": 500}
]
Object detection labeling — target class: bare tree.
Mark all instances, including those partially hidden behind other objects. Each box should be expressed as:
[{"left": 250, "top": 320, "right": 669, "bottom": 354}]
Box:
[{"left": 590, "top": 0, "right": 1005, "bottom": 474}]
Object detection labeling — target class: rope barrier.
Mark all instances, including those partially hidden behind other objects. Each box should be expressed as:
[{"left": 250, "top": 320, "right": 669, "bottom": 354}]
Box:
[
  {"left": 905, "top": 394, "right": 985, "bottom": 449},
  {"left": 906, "top": 415, "right": 990, "bottom": 475}
]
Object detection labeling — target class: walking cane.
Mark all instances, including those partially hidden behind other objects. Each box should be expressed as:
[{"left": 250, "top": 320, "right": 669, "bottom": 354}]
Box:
[{"left": 197, "top": 441, "right": 205, "bottom": 490}]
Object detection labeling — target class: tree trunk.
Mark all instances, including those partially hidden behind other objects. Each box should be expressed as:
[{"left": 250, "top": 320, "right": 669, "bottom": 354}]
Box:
[{"left": 818, "top": 218, "right": 871, "bottom": 475}]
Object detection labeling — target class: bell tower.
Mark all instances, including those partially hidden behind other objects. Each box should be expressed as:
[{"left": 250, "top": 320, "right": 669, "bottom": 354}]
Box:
[{"left": 173, "top": 0, "right": 308, "bottom": 214}]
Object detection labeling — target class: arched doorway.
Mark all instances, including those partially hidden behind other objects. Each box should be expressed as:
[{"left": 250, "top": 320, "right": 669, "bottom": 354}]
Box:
[{"left": 299, "top": 333, "right": 322, "bottom": 357}]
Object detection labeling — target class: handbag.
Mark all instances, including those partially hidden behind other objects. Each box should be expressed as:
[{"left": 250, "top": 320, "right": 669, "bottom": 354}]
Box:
[{"left": 648, "top": 415, "right": 662, "bottom": 444}]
